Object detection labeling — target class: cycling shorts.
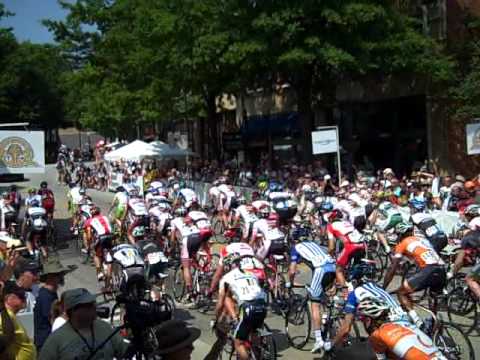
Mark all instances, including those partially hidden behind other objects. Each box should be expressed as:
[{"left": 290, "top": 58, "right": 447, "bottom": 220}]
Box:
[
  {"left": 308, "top": 263, "right": 336, "bottom": 302},
  {"left": 115, "top": 205, "right": 127, "bottom": 220},
  {"left": 181, "top": 233, "right": 203, "bottom": 260},
  {"left": 337, "top": 242, "right": 366, "bottom": 268},
  {"left": 407, "top": 264, "right": 446, "bottom": 293},
  {"left": 234, "top": 299, "right": 267, "bottom": 341}
]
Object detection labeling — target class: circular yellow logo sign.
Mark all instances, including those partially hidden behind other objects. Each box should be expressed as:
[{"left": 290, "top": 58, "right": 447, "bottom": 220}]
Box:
[{"left": 0, "top": 136, "right": 39, "bottom": 168}]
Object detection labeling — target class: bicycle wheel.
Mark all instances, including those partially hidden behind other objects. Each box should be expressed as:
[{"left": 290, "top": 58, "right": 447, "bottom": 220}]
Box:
[
  {"left": 284, "top": 294, "right": 311, "bottom": 349},
  {"left": 447, "top": 286, "right": 478, "bottom": 334},
  {"left": 171, "top": 265, "right": 185, "bottom": 301},
  {"left": 251, "top": 324, "right": 276, "bottom": 360},
  {"left": 433, "top": 321, "right": 475, "bottom": 360},
  {"left": 160, "top": 293, "right": 176, "bottom": 318}
]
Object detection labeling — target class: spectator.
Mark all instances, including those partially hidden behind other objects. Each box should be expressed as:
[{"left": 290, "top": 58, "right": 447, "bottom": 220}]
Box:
[
  {"left": 39, "top": 288, "right": 128, "bottom": 360},
  {"left": 15, "top": 259, "right": 40, "bottom": 339},
  {"left": 34, "top": 259, "right": 67, "bottom": 351},
  {"left": 154, "top": 320, "right": 201, "bottom": 360},
  {"left": 0, "top": 281, "right": 36, "bottom": 359},
  {"left": 50, "top": 292, "right": 67, "bottom": 332}
]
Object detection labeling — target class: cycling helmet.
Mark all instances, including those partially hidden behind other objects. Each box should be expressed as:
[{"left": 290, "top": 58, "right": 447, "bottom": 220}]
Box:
[
  {"left": 258, "top": 205, "right": 270, "bottom": 218},
  {"left": 327, "top": 209, "right": 343, "bottom": 222},
  {"left": 79, "top": 188, "right": 87, "bottom": 196},
  {"left": 394, "top": 222, "right": 413, "bottom": 236},
  {"left": 238, "top": 196, "right": 247, "bottom": 205},
  {"left": 28, "top": 187, "right": 36, "bottom": 194},
  {"left": 116, "top": 186, "right": 126, "bottom": 193},
  {"left": 223, "top": 252, "right": 242, "bottom": 268},
  {"left": 465, "top": 204, "right": 480, "bottom": 218},
  {"left": 158, "top": 202, "right": 171, "bottom": 212},
  {"left": 357, "top": 297, "right": 390, "bottom": 319},
  {"left": 175, "top": 206, "right": 188, "bottom": 217},
  {"left": 409, "top": 197, "right": 426, "bottom": 211},
  {"left": 89, "top": 206, "right": 101, "bottom": 216},
  {"left": 40, "top": 181, "right": 48, "bottom": 189}
]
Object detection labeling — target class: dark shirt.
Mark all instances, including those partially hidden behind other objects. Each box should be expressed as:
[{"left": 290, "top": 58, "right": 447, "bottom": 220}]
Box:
[{"left": 34, "top": 287, "right": 57, "bottom": 349}]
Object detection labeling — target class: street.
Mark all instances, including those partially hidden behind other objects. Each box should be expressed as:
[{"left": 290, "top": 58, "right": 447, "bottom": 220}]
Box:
[{"left": 3, "top": 165, "right": 479, "bottom": 360}]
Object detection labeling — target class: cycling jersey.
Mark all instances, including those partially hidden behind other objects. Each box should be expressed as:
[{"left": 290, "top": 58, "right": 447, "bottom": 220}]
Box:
[
  {"left": 217, "top": 184, "right": 237, "bottom": 210},
  {"left": 70, "top": 187, "right": 83, "bottom": 205},
  {"left": 149, "top": 207, "right": 172, "bottom": 233},
  {"left": 290, "top": 241, "right": 335, "bottom": 269},
  {"left": 128, "top": 199, "right": 148, "bottom": 216},
  {"left": 187, "top": 210, "right": 211, "bottom": 229},
  {"left": 84, "top": 215, "right": 112, "bottom": 236},
  {"left": 179, "top": 188, "right": 197, "bottom": 205},
  {"left": 394, "top": 236, "right": 444, "bottom": 268},
  {"left": 24, "top": 195, "right": 42, "bottom": 208},
  {"left": 370, "top": 320, "right": 446, "bottom": 360},
  {"left": 219, "top": 268, "right": 266, "bottom": 306},
  {"left": 344, "top": 282, "right": 406, "bottom": 321},
  {"left": 376, "top": 201, "right": 403, "bottom": 231},
  {"left": 335, "top": 199, "right": 366, "bottom": 225},
  {"left": 27, "top": 207, "right": 46, "bottom": 219},
  {"left": 468, "top": 217, "right": 480, "bottom": 231},
  {"left": 235, "top": 205, "right": 258, "bottom": 224},
  {"left": 411, "top": 213, "right": 442, "bottom": 239},
  {"left": 251, "top": 200, "right": 269, "bottom": 213},
  {"left": 251, "top": 218, "right": 284, "bottom": 242},
  {"left": 327, "top": 221, "right": 365, "bottom": 244},
  {"left": 209, "top": 186, "right": 221, "bottom": 199},
  {"left": 106, "top": 244, "right": 144, "bottom": 268},
  {"left": 113, "top": 192, "right": 129, "bottom": 207}
]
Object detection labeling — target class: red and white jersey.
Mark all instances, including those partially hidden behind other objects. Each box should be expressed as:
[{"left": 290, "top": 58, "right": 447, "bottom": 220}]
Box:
[
  {"left": 187, "top": 210, "right": 211, "bottom": 229},
  {"left": 235, "top": 205, "right": 258, "bottom": 224},
  {"left": 171, "top": 217, "right": 200, "bottom": 238},
  {"left": 218, "top": 184, "right": 236, "bottom": 198},
  {"left": 327, "top": 220, "right": 364, "bottom": 244},
  {"left": 209, "top": 186, "right": 221, "bottom": 198},
  {"left": 128, "top": 199, "right": 147, "bottom": 216},
  {"left": 335, "top": 199, "right": 365, "bottom": 224},
  {"left": 468, "top": 216, "right": 480, "bottom": 231},
  {"left": 252, "top": 200, "right": 270, "bottom": 213},
  {"left": 219, "top": 242, "right": 255, "bottom": 264},
  {"left": 179, "top": 188, "right": 197, "bottom": 204},
  {"left": 85, "top": 215, "right": 112, "bottom": 236},
  {"left": 252, "top": 218, "right": 284, "bottom": 242}
]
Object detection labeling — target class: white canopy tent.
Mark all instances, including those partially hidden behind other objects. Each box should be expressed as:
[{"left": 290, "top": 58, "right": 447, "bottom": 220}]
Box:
[
  {"left": 149, "top": 140, "right": 197, "bottom": 159},
  {"left": 104, "top": 140, "right": 159, "bottom": 161}
]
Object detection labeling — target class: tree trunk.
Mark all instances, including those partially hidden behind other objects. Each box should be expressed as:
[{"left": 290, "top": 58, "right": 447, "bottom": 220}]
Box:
[
  {"left": 206, "top": 94, "right": 220, "bottom": 161},
  {"left": 297, "top": 70, "right": 314, "bottom": 164}
]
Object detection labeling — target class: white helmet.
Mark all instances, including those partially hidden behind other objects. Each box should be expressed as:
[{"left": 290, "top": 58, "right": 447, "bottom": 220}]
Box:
[{"left": 357, "top": 297, "right": 390, "bottom": 319}]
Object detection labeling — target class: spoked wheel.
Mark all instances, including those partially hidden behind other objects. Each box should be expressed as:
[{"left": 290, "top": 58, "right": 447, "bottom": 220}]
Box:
[
  {"left": 250, "top": 324, "right": 277, "bottom": 360},
  {"left": 447, "top": 287, "right": 478, "bottom": 334},
  {"left": 171, "top": 265, "right": 185, "bottom": 302},
  {"left": 434, "top": 321, "right": 475, "bottom": 360},
  {"left": 284, "top": 294, "right": 311, "bottom": 349}
]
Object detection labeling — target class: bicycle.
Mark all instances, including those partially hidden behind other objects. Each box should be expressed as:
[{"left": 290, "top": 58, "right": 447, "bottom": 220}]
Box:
[
  {"left": 218, "top": 320, "right": 276, "bottom": 360},
  {"left": 447, "top": 272, "right": 479, "bottom": 335}
]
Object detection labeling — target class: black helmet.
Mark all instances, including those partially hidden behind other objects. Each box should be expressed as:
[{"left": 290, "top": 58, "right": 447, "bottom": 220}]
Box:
[{"left": 40, "top": 181, "right": 48, "bottom": 189}]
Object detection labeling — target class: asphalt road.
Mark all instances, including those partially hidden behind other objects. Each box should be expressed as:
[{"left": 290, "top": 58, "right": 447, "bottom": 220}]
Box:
[{"left": 3, "top": 165, "right": 479, "bottom": 360}]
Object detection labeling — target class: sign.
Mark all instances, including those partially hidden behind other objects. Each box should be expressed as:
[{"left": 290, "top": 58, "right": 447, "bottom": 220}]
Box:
[
  {"left": 0, "top": 131, "right": 44, "bottom": 174},
  {"left": 223, "top": 132, "right": 243, "bottom": 151},
  {"left": 466, "top": 122, "right": 480, "bottom": 155},
  {"left": 312, "top": 128, "right": 339, "bottom": 154}
]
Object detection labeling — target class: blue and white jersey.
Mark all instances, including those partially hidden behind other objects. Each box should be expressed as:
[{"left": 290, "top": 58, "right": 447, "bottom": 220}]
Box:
[
  {"left": 345, "top": 282, "right": 407, "bottom": 321},
  {"left": 290, "top": 241, "right": 335, "bottom": 269}
]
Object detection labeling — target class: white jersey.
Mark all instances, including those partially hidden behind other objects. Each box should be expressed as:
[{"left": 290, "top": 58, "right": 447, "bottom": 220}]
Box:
[
  {"left": 27, "top": 207, "right": 46, "bottom": 218},
  {"left": 291, "top": 241, "right": 335, "bottom": 268},
  {"left": 179, "top": 188, "right": 197, "bottom": 203},
  {"left": 209, "top": 186, "right": 221, "bottom": 198},
  {"left": 335, "top": 199, "right": 365, "bottom": 223},
  {"left": 252, "top": 218, "right": 284, "bottom": 241},
  {"left": 218, "top": 184, "right": 236, "bottom": 198},
  {"left": 106, "top": 244, "right": 144, "bottom": 268},
  {"left": 219, "top": 268, "right": 266, "bottom": 305},
  {"left": 235, "top": 205, "right": 258, "bottom": 224},
  {"left": 70, "top": 187, "right": 83, "bottom": 205},
  {"left": 129, "top": 199, "right": 148, "bottom": 216},
  {"left": 252, "top": 200, "right": 269, "bottom": 212},
  {"left": 25, "top": 195, "right": 42, "bottom": 207},
  {"left": 188, "top": 211, "right": 211, "bottom": 229},
  {"left": 171, "top": 217, "right": 200, "bottom": 238},
  {"left": 87, "top": 215, "right": 112, "bottom": 236},
  {"left": 219, "top": 242, "right": 255, "bottom": 264},
  {"left": 469, "top": 217, "right": 480, "bottom": 231}
]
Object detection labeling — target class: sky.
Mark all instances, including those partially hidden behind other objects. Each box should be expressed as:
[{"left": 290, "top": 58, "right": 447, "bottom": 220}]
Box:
[{"left": 0, "top": 0, "right": 69, "bottom": 43}]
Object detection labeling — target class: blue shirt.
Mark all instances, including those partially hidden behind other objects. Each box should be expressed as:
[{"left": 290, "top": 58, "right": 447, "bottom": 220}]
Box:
[{"left": 34, "top": 287, "right": 58, "bottom": 349}]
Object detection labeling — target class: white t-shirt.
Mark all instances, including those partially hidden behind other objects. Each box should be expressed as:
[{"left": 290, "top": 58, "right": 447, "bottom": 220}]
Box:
[{"left": 219, "top": 268, "right": 266, "bottom": 305}]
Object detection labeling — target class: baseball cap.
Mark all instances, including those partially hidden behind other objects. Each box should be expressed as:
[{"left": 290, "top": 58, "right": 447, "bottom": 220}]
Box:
[{"left": 63, "top": 288, "right": 96, "bottom": 311}]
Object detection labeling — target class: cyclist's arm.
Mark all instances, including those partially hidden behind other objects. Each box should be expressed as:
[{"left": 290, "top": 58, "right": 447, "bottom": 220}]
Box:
[
  {"left": 327, "top": 232, "right": 336, "bottom": 257},
  {"left": 383, "top": 255, "right": 400, "bottom": 290},
  {"left": 215, "top": 283, "right": 227, "bottom": 319},
  {"left": 453, "top": 249, "right": 466, "bottom": 274},
  {"left": 331, "top": 313, "right": 355, "bottom": 347}
]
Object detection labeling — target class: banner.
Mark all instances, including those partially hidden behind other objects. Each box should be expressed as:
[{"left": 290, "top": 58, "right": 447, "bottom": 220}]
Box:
[
  {"left": 0, "top": 131, "right": 45, "bottom": 174},
  {"left": 311, "top": 128, "right": 339, "bottom": 154},
  {"left": 466, "top": 123, "right": 480, "bottom": 155}
]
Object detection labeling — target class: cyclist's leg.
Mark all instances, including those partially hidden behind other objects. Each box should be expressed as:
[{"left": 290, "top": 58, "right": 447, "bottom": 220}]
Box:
[
  {"left": 181, "top": 236, "right": 194, "bottom": 294},
  {"left": 400, "top": 266, "right": 435, "bottom": 326},
  {"left": 466, "top": 263, "right": 480, "bottom": 300}
]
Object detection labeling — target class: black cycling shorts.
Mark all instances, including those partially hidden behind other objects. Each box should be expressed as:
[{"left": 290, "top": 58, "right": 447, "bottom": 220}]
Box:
[
  {"left": 267, "top": 238, "right": 285, "bottom": 257},
  {"left": 407, "top": 265, "right": 446, "bottom": 293},
  {"left": 234, "top": 300, "right": 267, "bottom": 341}
]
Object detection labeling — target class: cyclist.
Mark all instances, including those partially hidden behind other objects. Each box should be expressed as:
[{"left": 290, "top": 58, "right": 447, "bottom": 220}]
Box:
[
  {"left": 332, "top": 281, "right": 408, "bottom": 349},
  {"left": 463, "top": 203, "right": 480, "bottom": 231},
  {"left": 449, "top": 222, "right": 480, "bottom": 301},
  {"left": 217, "top": 179, "right": 238, "bottom": 228},
  {"left": 250, "top": 204, "right": 286, "bottom": 260},
  {"left": 22, "top": 188, "right": 42, "bottom": 236},
  {"left": 368, "top": 198, "right": 404, "bottom": 254},
  {"left": 287, "top": 236, "right": 336, "bottom": 353},
  {"left": 383, "top": 222, "right": 446, "bottom": 328},
  {"left": 174, "top": 186, "right": 198, "bottom": 209},
  {"left": 84, "top": 206, "right": 114, "bottom": 281},
  {"left": 335, "top": 193, "right": 367, "bottom": 232},
  {"left": 355, "top": 297, "right": 446, "bottom": 359},
  {"left": 148, "top": 198, "right": 173, "bottom": 246},
  {"left": 267, "top": 184, "right": 297, "bottom": 224},
  {"left": 208, "top": 242, "right": 265, "bottom": 297},
  {"left": 231, "top": 197, "right": 258, "bottom": 241},
  {"left": 108, "top": 186, "right": 129, "bottom": 230},
  {"left": 410, "top": 205, "right": 448, "bottom": 253},
  {"left": 126, "top": 189, "right": 149, "bottom": 245},
  {"left": 24, "top": 199, "right": 49, "bottom": 260},
  {"left": 214, "top": 253, "right": 268, "bottom": 360},
  {"left": 170, "top": 206, "right": 204, "bottom": 303},
  {"left": 38, "top": 181, "right": 55, "bottom": 221},
  {"left": 70, "top": 187, "right": 91, "bottom": 234},
  {"left": 326, "top": 209, "right": 366, "bottom": 287}
]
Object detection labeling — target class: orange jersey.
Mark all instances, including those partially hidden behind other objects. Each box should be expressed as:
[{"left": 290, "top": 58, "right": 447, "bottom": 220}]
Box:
[
  {"left": 394, "top": 236, "right": 443, "bottom": 268},
  {"left": 370, "top": 321, "right": 445, "bottom": 360}
]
